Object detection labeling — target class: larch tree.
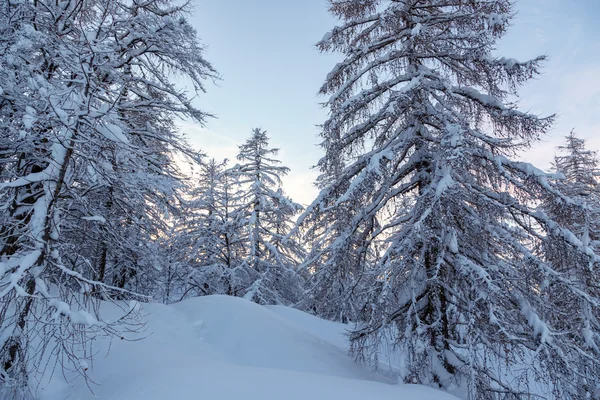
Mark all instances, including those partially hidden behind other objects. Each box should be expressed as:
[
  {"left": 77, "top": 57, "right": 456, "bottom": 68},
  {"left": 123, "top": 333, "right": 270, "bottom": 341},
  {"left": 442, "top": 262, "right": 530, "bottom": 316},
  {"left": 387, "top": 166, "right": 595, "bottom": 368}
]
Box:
[
  {"left": 298, "top": 0, "right": 600, "bottom": 398},
  {"left": 545, "top": 131, "right": 600, "bottom": 255},
  {"left": 552, "top": 131, "right": 600, "bottom": 209},
  {"left": 154, "top": 200, "right": 191, "bottom": 304},
  {"left": 236, "top": 128, "right": 304, "bottom": 305},
  {"left": 184, "top": 159, "right": 250, "bottom": 298},
  {"left": 541, "top": 131, "right": 600, "bottom": 399},
  {"left": 296, "top": 160, "right": 381, "bottom": 322},
  {"left": 0, "top": 0, "right": 215, "bottom": 395}
]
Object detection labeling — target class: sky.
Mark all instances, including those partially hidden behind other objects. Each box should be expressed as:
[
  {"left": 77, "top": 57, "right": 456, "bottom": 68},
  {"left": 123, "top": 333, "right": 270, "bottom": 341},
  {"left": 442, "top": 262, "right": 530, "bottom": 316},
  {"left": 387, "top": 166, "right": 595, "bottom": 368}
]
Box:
[{"left": 181, "top": 0, "right": 600, "bottom": 205}]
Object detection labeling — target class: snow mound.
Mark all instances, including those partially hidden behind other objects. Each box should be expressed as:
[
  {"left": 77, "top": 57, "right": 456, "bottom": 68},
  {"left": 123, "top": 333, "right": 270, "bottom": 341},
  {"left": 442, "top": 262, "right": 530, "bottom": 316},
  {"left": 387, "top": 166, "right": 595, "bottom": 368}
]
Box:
[
  {"left": 39, "top": 295, "right": 457, "bottom": 400},
  {"left": 171, "top": 295, "right": 381, "bottom": 381}
]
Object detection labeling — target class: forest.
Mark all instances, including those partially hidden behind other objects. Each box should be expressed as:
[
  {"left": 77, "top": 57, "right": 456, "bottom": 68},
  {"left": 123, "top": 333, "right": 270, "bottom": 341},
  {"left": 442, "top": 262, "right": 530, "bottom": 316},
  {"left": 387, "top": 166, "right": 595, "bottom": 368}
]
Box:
[{"left": 1, "top": 0, "right": 599, "bottom": 399}]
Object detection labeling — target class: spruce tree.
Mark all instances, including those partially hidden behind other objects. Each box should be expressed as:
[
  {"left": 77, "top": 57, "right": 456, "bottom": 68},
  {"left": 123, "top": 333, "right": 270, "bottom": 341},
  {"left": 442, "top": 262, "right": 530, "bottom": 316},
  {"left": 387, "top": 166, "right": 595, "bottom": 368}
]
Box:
[{"left": 300, "top": 0, "right": 600, "bottom": 397}]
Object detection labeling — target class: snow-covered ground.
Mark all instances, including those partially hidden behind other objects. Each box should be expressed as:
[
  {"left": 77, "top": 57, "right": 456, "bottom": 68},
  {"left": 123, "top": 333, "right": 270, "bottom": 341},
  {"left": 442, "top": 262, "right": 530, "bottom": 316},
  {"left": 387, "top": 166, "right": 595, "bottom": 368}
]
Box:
[{"left": 38, "top": 295, "right": 457, "bottom": 400}]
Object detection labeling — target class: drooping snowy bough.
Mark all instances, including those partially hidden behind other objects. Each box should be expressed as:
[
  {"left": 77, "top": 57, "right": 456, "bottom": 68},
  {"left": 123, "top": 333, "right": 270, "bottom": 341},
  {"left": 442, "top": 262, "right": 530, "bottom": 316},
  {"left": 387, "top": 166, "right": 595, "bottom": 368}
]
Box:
[{"left": 298, "top": 0, "right": 600, "bottom": 398}]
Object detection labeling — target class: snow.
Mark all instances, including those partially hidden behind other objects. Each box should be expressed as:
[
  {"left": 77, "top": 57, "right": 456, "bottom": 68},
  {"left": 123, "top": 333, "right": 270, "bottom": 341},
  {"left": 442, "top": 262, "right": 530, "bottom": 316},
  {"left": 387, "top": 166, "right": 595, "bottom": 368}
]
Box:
[
  {"left": 435, "top": 169, "right": 455, "bottom": 197},
  {"left": 488, "top": 13, "right": 508, "bottom": 29},
  {"left": 98, "top": 123, "right": 129, "bottom": 144},
  {"left": 497, "top": 57, "right": 520, "bottom": 70},
  {"left": 448, "top": 231, "right": 458, "bottom": 254},
  {"left": 320, "top": 30, "right": 333, "bottom": 43},
  {"left": 48, "top": 299, "right": 103, "bottom": 326},
  {"left": 81, "top": 215, "right": 107, "bottom": 223},
  {"left": 38, "top": 295, "right": 457, "bottom": 400},
  {"left": 0, "top": 250, "right": 42, "bottom": 297},
  {"left": 410, "top": 23, "right": 422, "bottom": 36},
  {"left": 70, "top": 310, "right": 103, "bottom": 326},
  {"left": 520, "top": 301, "right": 552, "bottom": 344},
  {"left": 267, "top": 304, "right": 350, "bottom": 350},
  {"left": 23, "top": 106, "right": 36, "bottom": 128},
  {"left": 455, "top": 87, "right": 504, "bottom": 109}
]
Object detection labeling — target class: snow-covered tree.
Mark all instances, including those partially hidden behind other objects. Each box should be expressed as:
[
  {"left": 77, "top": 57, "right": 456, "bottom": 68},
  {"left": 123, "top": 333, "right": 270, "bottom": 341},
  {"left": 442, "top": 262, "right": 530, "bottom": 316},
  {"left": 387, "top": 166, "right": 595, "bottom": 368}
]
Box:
[
  {"left": 0, "top": 0, "right": 215, "bottom": 395},
  {"left": 183, "top": 159, "right": 250, "bottom": 298},
  {"left": 553, "top": 131, "right": 600, "bottom": 200},
  {"left": 235, "top": 128, "right": 304, "bottom": 305},
  {"left": 299, "top": 0, "right": 600, "bottom": 397},
  {"left": 152, "top": 210, "right": 189, "bottom": 304},
  {"left": 541, "top": 132, "right": 600, "bottom": 398},
  {"left": 296, "top": 160, "right": 380, "bottom": 322},
  {"left": 545, "top": 131, "right": 600, "bottom": 254}
]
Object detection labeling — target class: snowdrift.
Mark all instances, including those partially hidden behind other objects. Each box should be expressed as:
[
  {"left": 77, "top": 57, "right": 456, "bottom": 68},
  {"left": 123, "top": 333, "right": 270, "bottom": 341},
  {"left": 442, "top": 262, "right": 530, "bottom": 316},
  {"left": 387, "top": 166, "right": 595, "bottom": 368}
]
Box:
[{"left": 39, "top": 295, "right": 457, "bottom": 400}]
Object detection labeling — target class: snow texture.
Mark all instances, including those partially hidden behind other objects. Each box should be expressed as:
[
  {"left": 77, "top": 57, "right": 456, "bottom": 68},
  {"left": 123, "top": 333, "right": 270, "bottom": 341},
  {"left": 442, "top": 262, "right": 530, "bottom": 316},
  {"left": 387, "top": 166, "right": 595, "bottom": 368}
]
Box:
[{"left": 38, "top": 295, "right": 457, "bottom": 400}]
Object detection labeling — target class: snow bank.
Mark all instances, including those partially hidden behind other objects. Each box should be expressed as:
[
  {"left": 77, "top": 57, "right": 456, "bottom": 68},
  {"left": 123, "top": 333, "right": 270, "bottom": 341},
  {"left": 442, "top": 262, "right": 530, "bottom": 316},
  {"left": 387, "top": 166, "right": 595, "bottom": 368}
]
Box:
[{"left": 39, "top": 295, "right": 457, "bottom": 400}]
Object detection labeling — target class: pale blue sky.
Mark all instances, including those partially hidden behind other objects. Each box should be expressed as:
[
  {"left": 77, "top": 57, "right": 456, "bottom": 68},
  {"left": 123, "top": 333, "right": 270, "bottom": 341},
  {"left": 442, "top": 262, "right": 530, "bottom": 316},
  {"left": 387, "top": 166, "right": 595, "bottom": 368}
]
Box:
[{"left": 182, "top": 0, "right": 600, "bottom": 204}]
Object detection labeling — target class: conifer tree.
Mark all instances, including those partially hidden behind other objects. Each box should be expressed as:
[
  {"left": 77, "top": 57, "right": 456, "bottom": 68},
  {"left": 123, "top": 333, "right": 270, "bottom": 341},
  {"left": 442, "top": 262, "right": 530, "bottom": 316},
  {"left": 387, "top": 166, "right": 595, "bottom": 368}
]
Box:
[
  {"left": 154, "top": 204, "right": 191, "bottom": 304},
  {"left": 236, "top": 128, "right": 304, "bottom": 305},
  {"left": 546, "top": 131, "right": 600, "bottom": 252},
  {"left": 297, "top": 162, "right": 378, "bottom": 322},
  {"left": 184, "top": 159, "right": 249, "bottom": 298},
  {"left": 300, "top": 0, "right": 600, "bottom": 397},
  {"left": 554, "top": 131, "right": 600, "bottom": 200},
  {"left": 542, "top": 132, "right": 600, "bottom": 399}
]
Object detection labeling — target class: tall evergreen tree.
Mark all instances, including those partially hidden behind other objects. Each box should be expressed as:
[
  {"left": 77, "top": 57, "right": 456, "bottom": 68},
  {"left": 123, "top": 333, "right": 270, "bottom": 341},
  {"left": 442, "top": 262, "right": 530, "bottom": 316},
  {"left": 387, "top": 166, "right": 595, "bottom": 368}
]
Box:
[
  {"left": 553, "top": 131, "right": 600, "bottom": 200},
  {"left": 236, "top": 128, "right": 304, "bottom": 305},
  {"left": 542, "top": 132, "right": 600, "bottom": 399},
  {"left": 546, "top": 131, "right": 600, "bottom": 251},
  {"left": 0, "top": 0, "right": 215, "bottom": 394},
  {"left": 299, "top": 0, "right": 600, "bottom": 397}
]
